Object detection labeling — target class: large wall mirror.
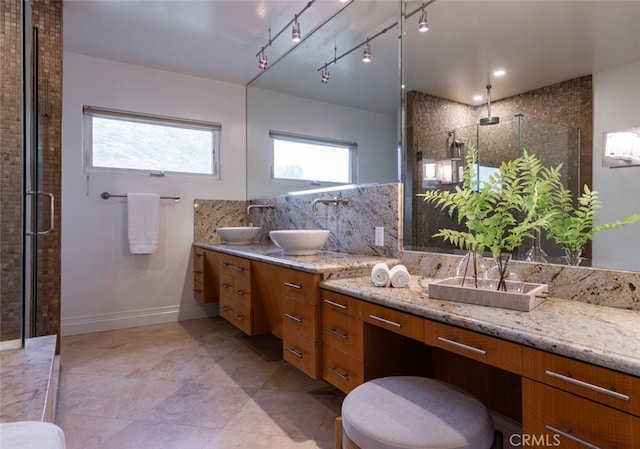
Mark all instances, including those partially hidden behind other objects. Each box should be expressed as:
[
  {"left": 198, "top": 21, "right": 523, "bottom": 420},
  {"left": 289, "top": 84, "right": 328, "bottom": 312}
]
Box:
[{"left": 246, "top": 0, "right": 640, "bottom": 272}]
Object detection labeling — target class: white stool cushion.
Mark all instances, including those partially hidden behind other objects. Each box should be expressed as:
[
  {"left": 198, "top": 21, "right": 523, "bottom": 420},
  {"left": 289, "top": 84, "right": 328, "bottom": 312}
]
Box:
[
  {"left": 0, "top": 421, "right": 66, "bottom": 449},
  {"left": 342, "top": 376, "right": 494, "bottom": 449}
]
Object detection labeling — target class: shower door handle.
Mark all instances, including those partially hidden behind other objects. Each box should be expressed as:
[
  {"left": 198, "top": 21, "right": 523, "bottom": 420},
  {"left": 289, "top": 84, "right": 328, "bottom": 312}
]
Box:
[{"left": 26, "top": 191, "right": 55, "bottom": 236}]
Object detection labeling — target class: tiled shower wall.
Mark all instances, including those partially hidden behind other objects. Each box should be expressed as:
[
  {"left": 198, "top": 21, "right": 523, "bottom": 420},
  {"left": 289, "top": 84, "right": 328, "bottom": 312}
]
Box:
[
  {"left": 1, "top": 0, "right": 62, "bottom": 345},
  {"left": 195, "top": 183, "right": 403, "bottom": 258}
]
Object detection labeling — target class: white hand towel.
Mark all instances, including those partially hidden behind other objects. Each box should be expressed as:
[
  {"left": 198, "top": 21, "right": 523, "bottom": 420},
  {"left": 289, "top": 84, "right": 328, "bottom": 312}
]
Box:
[
  {"left": 390, "top": 264, "right": 410, "bottom": 288},
  {"left": 127, "top": 193, "right": 160, "bottom": 254},
  {"left": 371, "top": 262, "right": 391, "bottom": 287}
]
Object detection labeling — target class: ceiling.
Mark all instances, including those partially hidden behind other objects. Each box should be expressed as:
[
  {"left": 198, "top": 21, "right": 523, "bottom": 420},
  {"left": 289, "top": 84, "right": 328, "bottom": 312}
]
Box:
[{"left": 64, "top": 1, "right": 640, "bottom": 113}]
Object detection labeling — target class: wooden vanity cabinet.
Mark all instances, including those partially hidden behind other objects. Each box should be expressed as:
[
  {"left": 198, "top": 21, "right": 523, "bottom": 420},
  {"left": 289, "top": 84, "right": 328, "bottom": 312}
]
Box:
[
  {"left": 192, "top": 246, "right": 218, "bottom": 303},
  {"left": 321, "top": 290, "right": 364, "bottom": 393},
  {"left": 218, "top": 253, "right": 268, "bottom": 335},
  {"left": 522, "top": 347, "right": 640, "bottom": 448}
]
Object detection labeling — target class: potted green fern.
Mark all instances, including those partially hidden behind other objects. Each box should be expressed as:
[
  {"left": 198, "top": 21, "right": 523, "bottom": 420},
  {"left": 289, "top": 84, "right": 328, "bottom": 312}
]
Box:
[{"left": 419, "top": 145, "right": 561, "bottom": 291}]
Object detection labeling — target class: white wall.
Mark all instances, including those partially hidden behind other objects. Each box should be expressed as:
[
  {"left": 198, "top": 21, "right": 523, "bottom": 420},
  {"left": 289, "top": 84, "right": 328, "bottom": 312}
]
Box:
[
  {"left": 246, "top": 87, "right": 398, "bottom": 198},
  {"left": 61, "top": 52, "right": 246, "bottom": 335},
  {"left": 593, "top": 60, "right": 640, "bottom": 271}
]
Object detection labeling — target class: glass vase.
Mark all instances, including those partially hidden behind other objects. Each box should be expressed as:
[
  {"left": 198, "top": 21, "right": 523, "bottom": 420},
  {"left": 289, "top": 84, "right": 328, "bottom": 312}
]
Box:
[
  {"left": 454, "top": 250, "right": 489, "bottom": 288},
  {"left": 563, "top": 247, "right": 583, "bottom": 266},
  {"left": 483, "top": 253, "right": 524, "bottom": 292}
]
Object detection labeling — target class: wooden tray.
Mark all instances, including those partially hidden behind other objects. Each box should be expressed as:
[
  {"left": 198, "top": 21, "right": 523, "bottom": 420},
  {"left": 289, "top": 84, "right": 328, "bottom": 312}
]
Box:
[{"left": 427, "top": 276, "right": 548, "bottom": 312}]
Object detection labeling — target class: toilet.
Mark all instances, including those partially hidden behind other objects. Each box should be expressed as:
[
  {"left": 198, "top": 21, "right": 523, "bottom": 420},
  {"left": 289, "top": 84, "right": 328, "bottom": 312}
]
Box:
[{"left": 337, "top": 376, "right": 496, "bottom": 449}]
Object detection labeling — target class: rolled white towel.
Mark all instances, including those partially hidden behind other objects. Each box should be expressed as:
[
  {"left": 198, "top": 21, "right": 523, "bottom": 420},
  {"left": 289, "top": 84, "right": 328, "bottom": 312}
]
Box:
[
  {"left": 371, "top": 262, "right": 391, "bottom": 287},
  {"left": 390, "top": 264, "right": 410, "bottom": 288}
]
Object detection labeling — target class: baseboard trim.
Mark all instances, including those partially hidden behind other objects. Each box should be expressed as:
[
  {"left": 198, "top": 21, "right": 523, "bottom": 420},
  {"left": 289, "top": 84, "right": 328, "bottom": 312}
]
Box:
[{"left": 61, "top": 303, "right": 219, "bottom": 336}]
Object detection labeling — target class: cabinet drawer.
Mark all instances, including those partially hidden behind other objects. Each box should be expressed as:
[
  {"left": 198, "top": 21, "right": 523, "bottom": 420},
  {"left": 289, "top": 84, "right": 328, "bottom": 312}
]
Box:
[
  {"left": 322, "top": 344, "right": 364, "bottom": 393},
  {"left": 523, "top": 379, "right": 637, "bottom": 449},
  {"left": 219, "top": 297, "right": 252, "bottom": 335},
  {"left": 278, "top": 268, "right": 321, "bottom": 305},
  {"left": 523, "top": 347, "right": 640, "bottom": 416},
  {"left": 321, "top": 290, "right": 362, "bottom": 319},
  {"left": 425, "top": 321, "right": 522, "bottom": 374},
  {"left": 322, "top": 306, "right": 364, "bottom": 360},
  {"left": 362, "top": 302, "right": 424, "bottom": 341},
  {"left": 220, "top": 273, "right": 251, "bottom": 306},
  {"left": 193, "top": 278, "right": 204, "bottom": 302},
  {"left": 218, "top": 253, "right": 251, "bottom": 283},
  {"left": 281, "top": 297, "right": 318, "bottom": 342},
  {"left": 283, "top": 328, "right": 319, "bottom": 379}
]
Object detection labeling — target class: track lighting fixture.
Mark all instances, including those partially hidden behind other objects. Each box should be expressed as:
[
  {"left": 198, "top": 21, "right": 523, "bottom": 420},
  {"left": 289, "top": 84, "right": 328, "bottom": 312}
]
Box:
[
  {"left": 292, "top": 16, "right": 301, "bottom": 43},
  {"left": 321, "top": 66, "right": 330, "bottom": 84},
  {"left": 254, "top": 0, "right": 317, "bottom": 72},
  {"left": 362, "top": 41, "right": 371, "bottom": 62},
  {"left": 258, "top": 50, "right": 268, "bottom": 71},
  {"left": 418, "top": 10, "right": 428, "bottom": 32}
]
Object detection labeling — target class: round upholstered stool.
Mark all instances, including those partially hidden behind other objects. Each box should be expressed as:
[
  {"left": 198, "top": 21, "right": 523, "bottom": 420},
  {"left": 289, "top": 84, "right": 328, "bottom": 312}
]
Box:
[{"left": 339, "top": 376, "right": 495, "bottom": 449}]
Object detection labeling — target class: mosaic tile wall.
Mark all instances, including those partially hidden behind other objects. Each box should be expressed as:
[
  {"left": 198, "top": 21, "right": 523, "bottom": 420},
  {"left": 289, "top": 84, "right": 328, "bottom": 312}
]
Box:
[
  {"left": 1, "top": 0, "right": 24, "bottom": 342},
  {"left": 1, "top": 0, "right": 63, "bottom": 345},
  {"left": 406, "top": 76, "right": 592, "bottom": 252}
]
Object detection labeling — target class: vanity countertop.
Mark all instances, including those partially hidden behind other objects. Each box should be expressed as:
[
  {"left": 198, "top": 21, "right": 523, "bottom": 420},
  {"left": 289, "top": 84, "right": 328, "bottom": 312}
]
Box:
[
  {"left": 194, "top": 242, "right": 397, "bottom": 274},
  {"left": 321, "top": 275, "right": 640, "bottom": 378}
]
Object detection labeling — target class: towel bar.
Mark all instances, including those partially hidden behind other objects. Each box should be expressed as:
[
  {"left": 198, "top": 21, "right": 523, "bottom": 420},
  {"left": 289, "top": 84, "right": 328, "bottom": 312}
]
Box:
[{"left": 100, "top": 192, "right": 180, "bottom": 201}]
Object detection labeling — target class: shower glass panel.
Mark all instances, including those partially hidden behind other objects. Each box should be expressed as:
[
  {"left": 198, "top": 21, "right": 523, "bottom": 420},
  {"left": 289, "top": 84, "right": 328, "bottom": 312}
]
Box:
[{"left": 414, "top": 114, "right": 580, "bottom": 263}]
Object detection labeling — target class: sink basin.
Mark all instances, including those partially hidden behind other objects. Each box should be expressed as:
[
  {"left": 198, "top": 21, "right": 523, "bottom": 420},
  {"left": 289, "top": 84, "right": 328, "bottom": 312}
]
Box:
[
  {"left": 269, "top": 230, "right": 330, "bottom": 256},
  {"left": 216, "top": 227, "right": 261, "bottom": 245}
]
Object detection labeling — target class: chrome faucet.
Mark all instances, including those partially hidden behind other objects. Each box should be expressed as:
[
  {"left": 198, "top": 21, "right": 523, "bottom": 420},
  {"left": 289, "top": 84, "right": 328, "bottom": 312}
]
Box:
[
  {"left": 312, "top": 196, "right": 350, "bottom": 212},
  {"left": 246, "top": 204, "right": 275, "bottom": 226}
]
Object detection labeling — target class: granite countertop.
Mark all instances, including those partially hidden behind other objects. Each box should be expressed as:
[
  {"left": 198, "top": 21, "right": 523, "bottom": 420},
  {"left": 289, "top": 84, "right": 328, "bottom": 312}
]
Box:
[
  {"left": 194, "top": 242, "right": 397, "bottom": 274},
  {"left": 321, "top": 275, "right": 640, "bottom": 378}
]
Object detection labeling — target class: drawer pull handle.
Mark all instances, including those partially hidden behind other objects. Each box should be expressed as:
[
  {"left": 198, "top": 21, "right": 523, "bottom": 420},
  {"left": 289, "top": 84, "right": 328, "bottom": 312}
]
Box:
[
  {"left": 220, "top": 262, "right": 229, "bottom": 267},
  {"left": 194, "top": 253, "right": 203, "bottom": 258},
  {"left": 324, "top": 299, "right": 347, "bottom": 309},
  {"left": 284, "top": 313, "right": 302, "bottom": 323},
  {"left": 437, "top": 337, "right": 487, "bottom": 355},
  {"left": 545, "top": 425, "right": 601, "bottom": 449},
  {"left": 194, "top": 270, "right": 203, "bottom": 274},
  {"left": 326, "top": 366, "right": 349, "bottom": 381},
  {"left": 233, "top": 290, "right": 245, "bottom": 296},
  {"left": 284, "top": 282, "right": 302, "bottom": 289},
  {"left": 233, "top": 266, "right": 244, "bottom": 272},
  {"left": 221, "top": 283, "right": 231, "bottom": 289},
  {"left": 326, "top": 328, "right": 348, "bottom": 340},
  {"left": 544, "top": 370, "right": 630, "bottom": 402},
  {"left": 233, "top": 314, "right": 245, "bottom": 322},
  {"left": 221, "top": 306, "right": 229, "bottom": 312},
  {"left": 193, "top": 289, "right": 202, "bottom": 294},
  {"left": 285, "top": 347, "right": 304, "bottom": 358},
  {"left": 368, "top": 314, "right": 401, "bottom": 328}
]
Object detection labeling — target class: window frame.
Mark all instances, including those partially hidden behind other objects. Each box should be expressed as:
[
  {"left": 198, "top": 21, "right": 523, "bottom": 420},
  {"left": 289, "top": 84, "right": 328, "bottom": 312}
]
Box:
[
  {"left": 83, "top": 106, "right": 221, "bottom": 178},
  {"left": 269, "top": 131, "right": 357, "bottom": 186}
]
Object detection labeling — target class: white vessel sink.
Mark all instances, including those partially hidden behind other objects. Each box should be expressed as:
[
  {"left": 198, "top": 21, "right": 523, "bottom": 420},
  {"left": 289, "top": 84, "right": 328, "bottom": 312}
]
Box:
[
  {"left": 269, "top": 230, "right": 330, "bottom": 256},
  {"left": 216, "top": 227, "right": 261, "bottom": 245}
]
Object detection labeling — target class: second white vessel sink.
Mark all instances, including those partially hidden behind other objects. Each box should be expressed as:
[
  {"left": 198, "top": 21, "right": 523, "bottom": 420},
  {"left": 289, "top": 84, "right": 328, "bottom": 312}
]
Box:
[
  {"left": 216, "top": 227, "right": 261, "bottom": 245},
  {"left": 269, "top": 229, "right": 330, "bottom": 255}
]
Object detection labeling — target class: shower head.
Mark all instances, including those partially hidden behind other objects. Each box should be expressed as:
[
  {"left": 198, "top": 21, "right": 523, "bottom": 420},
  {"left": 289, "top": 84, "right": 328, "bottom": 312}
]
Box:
[{"left": 480, "top": 83, "right": 500, "bottom": 126}]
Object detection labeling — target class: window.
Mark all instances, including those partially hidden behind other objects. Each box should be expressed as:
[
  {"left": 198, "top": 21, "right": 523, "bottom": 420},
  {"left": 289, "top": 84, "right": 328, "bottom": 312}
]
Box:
[
  {"left": 270, "top": 131, "right": 356, "bottom": 185},
  {"left": 83, "top": 106, "right": 220, "bottom": 176}
]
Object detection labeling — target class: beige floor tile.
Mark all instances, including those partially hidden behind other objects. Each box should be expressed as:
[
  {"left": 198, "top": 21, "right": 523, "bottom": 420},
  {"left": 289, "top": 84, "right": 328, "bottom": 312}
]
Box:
[
  {"left": 126, "top": 353, "right": 217, "bottom": 383},
  {"left": 141, "top": 383, "right": 254, "bottom": 429},
  {"left": 223, "top": 389, "right": 329, "bottom": 440},
  {"left": 98, "top": 419, "right": 218, "bottom": 449},
  {"left": 56, "top": 412, "right": 131, "bottom": 449},
  {"left": 65, "top": 348, "right": 165, "bottom": 377},
  {"left": 203, "top": 429, "right": 314, "bottom": 449}
]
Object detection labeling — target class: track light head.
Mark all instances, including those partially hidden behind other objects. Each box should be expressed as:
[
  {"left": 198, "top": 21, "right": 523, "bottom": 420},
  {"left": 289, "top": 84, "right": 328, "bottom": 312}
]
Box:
[
  {"left": 321, "top": 67, "right": 330, "bottom": 84},
  {"left": 292, "top": 19, "right": 301, "bottom": 43},
  {"left": 418, "top": 11, "right": 428, "bottom": 32},
  {"left": 362, "top": 42, "right": 371, "bottom": 63},
  {"left": 258, "top": 51, "right": 268, "bottom": 70}
]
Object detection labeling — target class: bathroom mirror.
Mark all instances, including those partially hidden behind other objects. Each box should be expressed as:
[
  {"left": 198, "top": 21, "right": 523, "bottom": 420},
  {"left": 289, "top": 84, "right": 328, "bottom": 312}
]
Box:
[{"left": 246, "top": 0, "right": 640, "bottom": 271}]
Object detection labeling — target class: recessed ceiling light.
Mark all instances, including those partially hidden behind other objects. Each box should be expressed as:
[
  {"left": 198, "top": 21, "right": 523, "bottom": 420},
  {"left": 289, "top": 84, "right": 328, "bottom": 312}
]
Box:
[
  {"left": 473, "top": 95, "right": 483, "bottom": 101},
  {"left": 493, "top": 69, "right": 506, "bottom": 77}
]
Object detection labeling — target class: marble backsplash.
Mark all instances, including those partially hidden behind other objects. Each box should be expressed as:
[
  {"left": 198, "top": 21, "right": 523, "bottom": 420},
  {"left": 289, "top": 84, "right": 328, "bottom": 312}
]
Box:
[
  {"left": 400, "top": 250, "right": 640, "bottom": 311},
  {"left": 194, "top": 183, "right": 402, "bottom": 257},
  {"left": 194, "top": 183, "right": 639, "bottom": 310}
]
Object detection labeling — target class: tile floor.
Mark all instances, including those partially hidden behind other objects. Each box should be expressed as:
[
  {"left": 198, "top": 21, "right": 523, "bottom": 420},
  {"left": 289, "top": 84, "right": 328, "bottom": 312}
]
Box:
[{"left": 56, "top": 317, "right": 344, "bottom": 449}]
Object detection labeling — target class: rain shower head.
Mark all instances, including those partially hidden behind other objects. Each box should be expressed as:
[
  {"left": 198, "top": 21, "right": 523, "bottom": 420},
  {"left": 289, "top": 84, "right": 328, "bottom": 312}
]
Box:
[{"left": 480, "top": 83, "right": 500, "bottom": 126}]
